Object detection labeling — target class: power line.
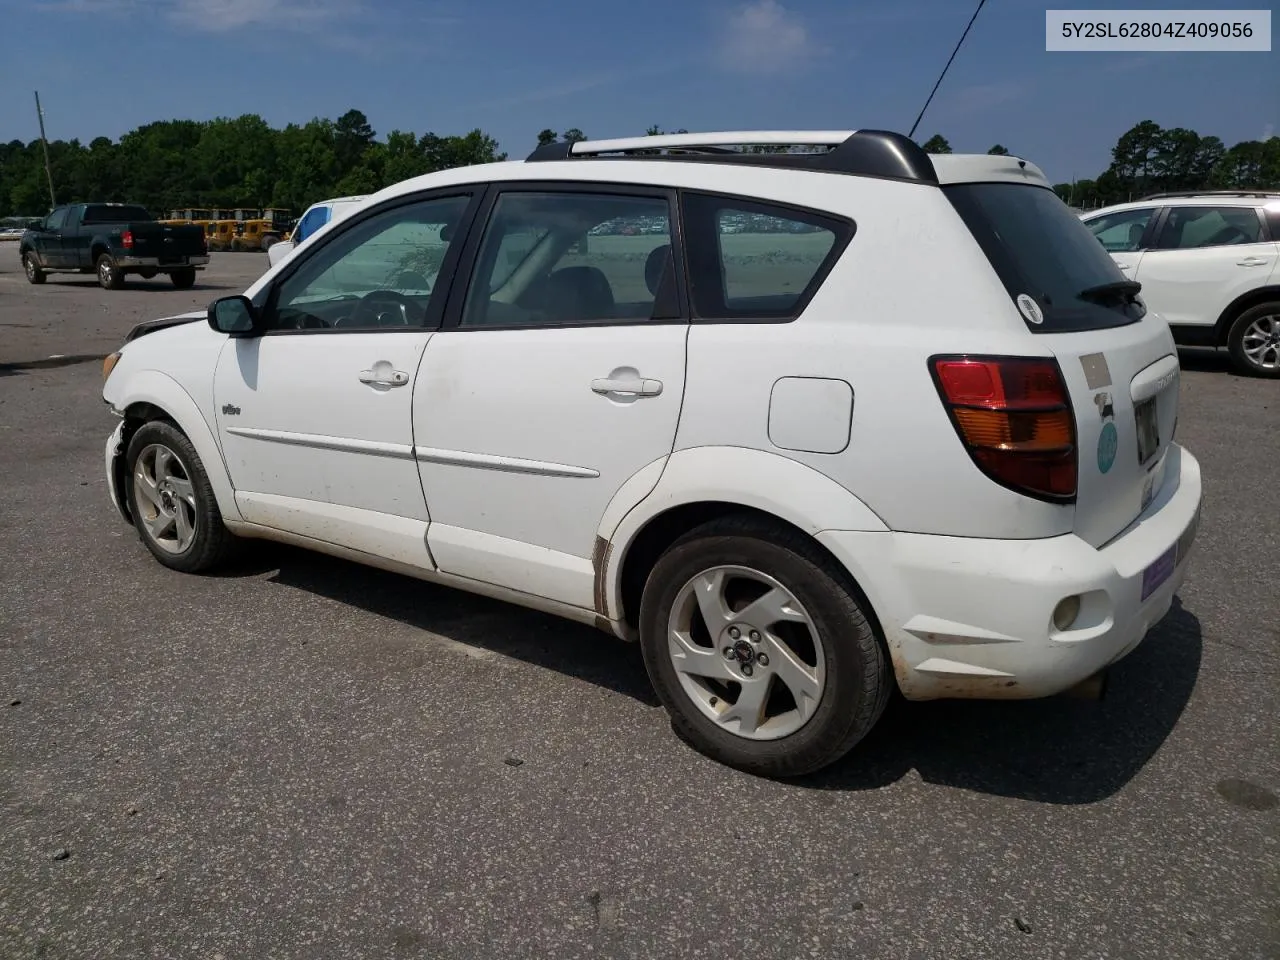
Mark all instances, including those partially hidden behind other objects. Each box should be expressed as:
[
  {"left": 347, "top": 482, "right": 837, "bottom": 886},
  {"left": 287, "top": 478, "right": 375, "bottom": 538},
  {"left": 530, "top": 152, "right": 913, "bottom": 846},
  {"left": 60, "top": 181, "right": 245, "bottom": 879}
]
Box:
[{"left": 907, "top": 0, "right": 989, "bottom": 141}]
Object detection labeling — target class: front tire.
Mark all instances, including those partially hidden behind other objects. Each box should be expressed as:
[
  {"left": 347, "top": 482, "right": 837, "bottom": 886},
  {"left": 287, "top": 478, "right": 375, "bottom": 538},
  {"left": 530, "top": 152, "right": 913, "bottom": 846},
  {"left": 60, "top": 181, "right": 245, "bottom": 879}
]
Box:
[
  {"left": 96, "top": 253, "right": 124, "bottom": 290},
  {"left": 1226, "top": 302, "right": 1280, "bottom": 378},
  {"left": 170, "top": 267, "right": 197, "bottom": 290},
  {"left": 124, "top": 421, "right": 234, "bottom": 573},
  {"left": 22, "top": 252, "right": 46, "bottom": 284},
  {"left": 638, "top": 515, "right": 891, "bottom": 778}
]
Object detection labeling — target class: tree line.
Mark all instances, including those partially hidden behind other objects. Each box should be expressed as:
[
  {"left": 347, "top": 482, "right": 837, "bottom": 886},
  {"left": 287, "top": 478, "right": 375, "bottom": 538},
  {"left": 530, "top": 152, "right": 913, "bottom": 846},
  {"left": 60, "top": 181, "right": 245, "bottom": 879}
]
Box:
[
  {"left": 3, "top": 113, "right": 1275, "bottom": 219},
  {"left": 0, "top": 109, "right": 504, "bottom": 218},
  {"left": 917, "top": 121, "right": 1279, "bottom": 207}
]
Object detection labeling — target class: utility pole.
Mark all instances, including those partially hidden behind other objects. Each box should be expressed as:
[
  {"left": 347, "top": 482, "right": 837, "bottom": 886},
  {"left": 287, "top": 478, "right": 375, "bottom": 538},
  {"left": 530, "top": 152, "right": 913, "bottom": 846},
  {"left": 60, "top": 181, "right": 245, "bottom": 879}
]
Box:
[{"left": 34, "top": 91, "right": 56, "bottom": 210}]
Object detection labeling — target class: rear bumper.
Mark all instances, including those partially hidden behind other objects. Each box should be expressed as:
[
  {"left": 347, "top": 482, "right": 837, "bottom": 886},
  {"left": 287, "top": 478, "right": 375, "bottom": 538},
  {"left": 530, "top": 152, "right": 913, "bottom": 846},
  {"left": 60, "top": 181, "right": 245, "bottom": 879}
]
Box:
[
  {"left": 116, "top": 255, "right": 209, "bottom": 269},
  {"left": 818, "top": 443, "right": 1203, "bottom": 700}
]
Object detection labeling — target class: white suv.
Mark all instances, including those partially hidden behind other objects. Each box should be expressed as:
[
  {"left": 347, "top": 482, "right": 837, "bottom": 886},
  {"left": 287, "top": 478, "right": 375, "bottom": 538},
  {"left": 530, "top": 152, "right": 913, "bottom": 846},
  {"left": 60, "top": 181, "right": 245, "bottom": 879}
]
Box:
[
  {"left": 100, "top": 130, "right": 1202, "bottom": 777},
  {"left": 1081, "top": 191, "right": 1280, "bottom": 377}
]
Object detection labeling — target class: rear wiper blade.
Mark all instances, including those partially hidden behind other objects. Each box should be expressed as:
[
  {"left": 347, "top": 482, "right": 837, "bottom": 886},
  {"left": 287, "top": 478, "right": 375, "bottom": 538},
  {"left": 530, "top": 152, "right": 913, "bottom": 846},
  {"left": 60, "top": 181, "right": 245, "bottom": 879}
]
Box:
[{"left": 1078, "top": 280, "right": 1141, "bottom": 302}]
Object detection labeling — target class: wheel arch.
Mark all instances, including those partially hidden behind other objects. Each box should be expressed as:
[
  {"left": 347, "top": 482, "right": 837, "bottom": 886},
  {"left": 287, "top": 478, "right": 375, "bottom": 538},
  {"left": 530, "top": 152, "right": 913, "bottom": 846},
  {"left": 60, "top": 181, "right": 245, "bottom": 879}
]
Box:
[
  {"left": 598, "top": 445, "right": 889, "bottom": 634},
  {"left": 113, "top": 370, "right": 242, "bottom": 522},
  {"left": 1214, "top": 285, "right": 1280, "bottom": 344}
]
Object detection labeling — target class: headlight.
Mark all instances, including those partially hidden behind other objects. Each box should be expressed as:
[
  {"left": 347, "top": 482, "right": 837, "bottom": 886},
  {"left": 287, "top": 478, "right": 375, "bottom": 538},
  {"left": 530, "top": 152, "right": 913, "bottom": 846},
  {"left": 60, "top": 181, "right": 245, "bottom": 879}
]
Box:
[{"left": 102, "top": 352, "right": 122, "bottom": 382}]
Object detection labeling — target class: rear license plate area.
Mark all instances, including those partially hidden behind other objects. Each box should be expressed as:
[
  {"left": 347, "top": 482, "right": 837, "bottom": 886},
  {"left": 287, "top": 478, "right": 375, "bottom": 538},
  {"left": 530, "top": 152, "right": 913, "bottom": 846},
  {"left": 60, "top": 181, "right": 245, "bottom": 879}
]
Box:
[
  {"left": 1141, "top": 505, "right": 1200, "bottom": 601},
  {"left": 1141, "top": 545, "right": 1176, "bottom": 601},
  {"left": 1135, "top": 397, "right": 1160, "bottom": 464}
]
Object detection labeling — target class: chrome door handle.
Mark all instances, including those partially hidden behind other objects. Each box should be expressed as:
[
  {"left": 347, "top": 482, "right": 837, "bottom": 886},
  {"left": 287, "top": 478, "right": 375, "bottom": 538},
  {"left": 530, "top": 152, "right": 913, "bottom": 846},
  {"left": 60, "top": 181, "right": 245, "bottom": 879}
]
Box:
[
  {"left": 591, "top": 376, "right": 663, "bottom": 397},
  {"left": 1237, "top": 256, "right": 1269, "bottom": 267},
  {"left": 359, "top": 368, "right": 409, "bottom": 387}
]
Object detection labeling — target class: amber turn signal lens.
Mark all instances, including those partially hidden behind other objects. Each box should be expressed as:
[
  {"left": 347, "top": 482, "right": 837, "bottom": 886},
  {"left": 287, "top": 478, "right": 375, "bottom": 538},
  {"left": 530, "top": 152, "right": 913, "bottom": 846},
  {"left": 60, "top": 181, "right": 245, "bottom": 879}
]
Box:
[
  {"left": 102, "top": 352, "right": 121, "bottom": 382},
  {"left": 952, "top": 408, "right": 1074, "bottom": 452}
]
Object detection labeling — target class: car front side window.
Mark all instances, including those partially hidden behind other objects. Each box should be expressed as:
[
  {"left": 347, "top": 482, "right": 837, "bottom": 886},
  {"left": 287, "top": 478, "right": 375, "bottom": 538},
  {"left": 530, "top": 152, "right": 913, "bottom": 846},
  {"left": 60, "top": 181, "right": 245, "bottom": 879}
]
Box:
[
  {"left": 265, "top": 193, "right": 473, "bottom": 333},
  {"left": 1084, "top": 208, "right": 1156, "bottom": 252}
]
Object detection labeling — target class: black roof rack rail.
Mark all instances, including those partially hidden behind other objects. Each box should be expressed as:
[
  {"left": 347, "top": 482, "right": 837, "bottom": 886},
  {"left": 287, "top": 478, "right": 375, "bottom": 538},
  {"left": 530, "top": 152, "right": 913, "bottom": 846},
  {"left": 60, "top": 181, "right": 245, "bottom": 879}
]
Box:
[
  {"left": 1139, "top": 189, "right": 1280, "bottom": 201},
  {"left": 524, "top": 130, "right": 939, "bottom": 185}
]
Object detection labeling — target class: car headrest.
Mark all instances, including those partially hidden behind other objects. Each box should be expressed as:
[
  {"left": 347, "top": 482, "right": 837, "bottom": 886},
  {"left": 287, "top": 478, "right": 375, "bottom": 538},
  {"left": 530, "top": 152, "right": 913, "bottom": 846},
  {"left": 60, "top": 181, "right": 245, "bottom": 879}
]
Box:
[{"left": 645, "top": 244, "right": 672, "bottom": 297}]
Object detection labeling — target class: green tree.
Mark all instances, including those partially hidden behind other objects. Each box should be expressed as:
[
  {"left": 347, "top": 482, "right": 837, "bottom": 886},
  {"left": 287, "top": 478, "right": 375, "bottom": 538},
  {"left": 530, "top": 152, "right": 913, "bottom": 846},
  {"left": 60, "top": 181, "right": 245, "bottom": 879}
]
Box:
[
  {"left": 920, "top": 134, "right": 951, "bottom": 154},
  {"left": 536, "top": 128, "right": 558, "bottom": 147},
  {"left": 987, "top": 144, "right": 1010, "bottom": 155},
  {"left": 561, "top": 128, "right": 587, "bottom": 144}
]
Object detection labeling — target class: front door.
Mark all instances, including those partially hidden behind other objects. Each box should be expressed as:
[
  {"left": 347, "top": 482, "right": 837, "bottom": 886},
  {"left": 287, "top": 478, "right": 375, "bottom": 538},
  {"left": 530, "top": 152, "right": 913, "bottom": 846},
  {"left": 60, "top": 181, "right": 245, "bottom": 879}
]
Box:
[
  {"left": 1135, "top": 205, "right": 1278, "bottom": 328},
  {"left": 1081, "top": 204, "right": 1159, "bottom": 281},
  {"left": 35, "top": 206, "right": 71, "bottom": 268},
  {"left": 212, "top": 190, "right": 479, "bottom": 567},
  {"left": 414, "top": 185, "right": 688, "bottom": 610}
]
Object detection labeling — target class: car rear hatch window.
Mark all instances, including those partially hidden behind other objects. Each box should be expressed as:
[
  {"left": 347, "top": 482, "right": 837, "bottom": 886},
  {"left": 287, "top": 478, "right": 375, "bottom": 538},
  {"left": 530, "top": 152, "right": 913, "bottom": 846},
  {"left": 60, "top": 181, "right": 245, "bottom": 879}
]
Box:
[
  {"left": 946, "top": 181, "right": 1183, "bottom": 550},
  {"left": 944, "top": 183, "right": 1145, "bottom": 333},
  {"left": 84, "top": 204, "right": 152, "bottom": 223}
]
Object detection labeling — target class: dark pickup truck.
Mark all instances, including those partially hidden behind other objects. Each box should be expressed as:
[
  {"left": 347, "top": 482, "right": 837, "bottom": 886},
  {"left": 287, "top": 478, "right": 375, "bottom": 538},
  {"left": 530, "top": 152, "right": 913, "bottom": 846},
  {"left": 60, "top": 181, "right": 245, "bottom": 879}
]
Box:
[{"left": 20, "top": 203, "right": 209, "bottom": 290}]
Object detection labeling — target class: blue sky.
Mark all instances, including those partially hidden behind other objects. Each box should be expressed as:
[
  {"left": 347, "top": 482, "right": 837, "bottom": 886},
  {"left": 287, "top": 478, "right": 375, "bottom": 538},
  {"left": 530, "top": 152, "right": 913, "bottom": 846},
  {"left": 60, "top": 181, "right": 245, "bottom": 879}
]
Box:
[{"left": 2, "top": 0, "right": 1275, "bottom": 184}]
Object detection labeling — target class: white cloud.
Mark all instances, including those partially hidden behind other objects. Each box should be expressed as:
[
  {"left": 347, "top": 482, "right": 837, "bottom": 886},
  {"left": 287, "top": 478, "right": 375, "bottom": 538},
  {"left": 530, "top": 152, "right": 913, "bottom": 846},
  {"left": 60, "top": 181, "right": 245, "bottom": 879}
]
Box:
[
  {"left": 37, "top": 0, "right": 362, "bottom": 33},
  {"left": 168, "top": 0, "right": 351, "bottom": 32},
  {"left": 1263, "top": 123, "right": 1275, "bottom": 142},
  {"left": 716, "top": 0, "right": 816, "bottom": 74},
  {"left": 944, "top": 81, "right": 1029, "bottom": 116}
]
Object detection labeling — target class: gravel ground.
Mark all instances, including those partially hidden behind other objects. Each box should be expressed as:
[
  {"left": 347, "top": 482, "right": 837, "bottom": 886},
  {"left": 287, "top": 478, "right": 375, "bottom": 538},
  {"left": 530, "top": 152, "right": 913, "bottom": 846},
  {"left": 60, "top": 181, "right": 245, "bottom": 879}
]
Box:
[{"left": 1, "top": 250, "right": 1277, "bottom": 960}]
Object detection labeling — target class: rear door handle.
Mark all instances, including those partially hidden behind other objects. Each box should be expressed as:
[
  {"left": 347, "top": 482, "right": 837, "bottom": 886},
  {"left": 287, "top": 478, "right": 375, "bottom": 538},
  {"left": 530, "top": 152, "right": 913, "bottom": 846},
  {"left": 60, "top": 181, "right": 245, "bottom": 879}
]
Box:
[
  {"left": 1237, "top": 256, "right": 1270, "bottom": 267},
  {"left": 591, "top": 376, "right": 663, "bottom": 397},
  {"left": 359, "top": 367, "right": 409, "bottom": 387}
]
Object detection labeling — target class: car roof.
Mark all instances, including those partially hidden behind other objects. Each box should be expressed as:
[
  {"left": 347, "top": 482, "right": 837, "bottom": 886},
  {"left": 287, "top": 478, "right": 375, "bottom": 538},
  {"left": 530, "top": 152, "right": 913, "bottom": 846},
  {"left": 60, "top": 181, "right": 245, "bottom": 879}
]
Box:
[
  {"left": 354, "top": 130, "right": 1053, "bottom": 212},
  {"left": 1083, "top": 194, "right": 1279, "bottom": 217}
]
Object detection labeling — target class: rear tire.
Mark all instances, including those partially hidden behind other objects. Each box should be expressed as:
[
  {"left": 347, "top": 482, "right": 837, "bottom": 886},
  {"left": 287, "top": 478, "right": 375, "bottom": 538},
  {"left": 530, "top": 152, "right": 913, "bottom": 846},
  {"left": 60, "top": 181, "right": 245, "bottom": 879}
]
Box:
[
  {"left": 1226, "top": 302, "right": 1280, "bottom": 378},
  {"left": 22, "top": 252, "right": 46, "bottom": 284},
  {"left": 638, "top": 514, "right": 891, "bottom": 778},
  {"left": 96, "top": 253, "right": 124, "bottom": 290},
  {"left": 124, "top": 420, "right": 235, "bottom": 574},
  {"left": 170, "top": 267, "right": 197, "bottom": 290}
]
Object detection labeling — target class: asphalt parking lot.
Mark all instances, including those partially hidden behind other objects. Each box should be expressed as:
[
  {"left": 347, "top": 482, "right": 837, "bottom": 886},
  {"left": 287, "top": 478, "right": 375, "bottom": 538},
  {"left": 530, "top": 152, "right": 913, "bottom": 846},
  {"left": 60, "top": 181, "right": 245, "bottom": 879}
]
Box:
[{"left": 1, "top": 249, "right": 1277, "bottom": 960}]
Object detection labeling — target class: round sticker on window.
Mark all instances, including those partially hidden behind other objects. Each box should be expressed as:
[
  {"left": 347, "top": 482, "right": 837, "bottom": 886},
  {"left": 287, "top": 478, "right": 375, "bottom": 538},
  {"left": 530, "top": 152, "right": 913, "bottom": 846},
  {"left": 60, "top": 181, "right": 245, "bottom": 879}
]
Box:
[{"left": 1016, "top": 294, "right": 1044, "bottom": 325}]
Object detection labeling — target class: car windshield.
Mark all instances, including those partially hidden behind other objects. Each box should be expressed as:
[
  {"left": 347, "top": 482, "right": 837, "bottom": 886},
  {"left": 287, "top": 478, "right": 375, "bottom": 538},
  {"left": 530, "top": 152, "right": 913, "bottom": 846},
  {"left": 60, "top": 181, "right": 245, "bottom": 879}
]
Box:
[
  {"left": 83, "top": 204, "right": 152, "bottom": 223},
  {"left": 944, "top": 183, "right": 1145, "bottom": 332}
]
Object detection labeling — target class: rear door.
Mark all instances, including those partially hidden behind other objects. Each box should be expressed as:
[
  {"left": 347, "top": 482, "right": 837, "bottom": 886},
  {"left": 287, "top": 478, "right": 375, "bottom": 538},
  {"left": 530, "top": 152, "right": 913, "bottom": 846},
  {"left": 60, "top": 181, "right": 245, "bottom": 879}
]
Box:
[
  {"left": 412, "top": 183, "right": 688, "bottom": 610},
  {"left": 1133, "top": 204, "right": 1276, "bottom": 328},
  {"left": 948, "top": 183, "right": 1182, "bottom": 549}
]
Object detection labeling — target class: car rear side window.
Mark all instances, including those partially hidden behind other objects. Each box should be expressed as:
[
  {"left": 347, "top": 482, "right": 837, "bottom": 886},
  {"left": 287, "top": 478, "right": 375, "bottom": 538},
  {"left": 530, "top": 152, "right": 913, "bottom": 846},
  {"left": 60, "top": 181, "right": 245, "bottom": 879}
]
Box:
[
  {"left": 681, "top": 193, "right": 851, "bottom": 321},
  {"left": 945, "top": 182, "right": 1144, "bottom": 333},
  {"left": 1154, "top": 206, "right": 1265, "bottom": 249}
]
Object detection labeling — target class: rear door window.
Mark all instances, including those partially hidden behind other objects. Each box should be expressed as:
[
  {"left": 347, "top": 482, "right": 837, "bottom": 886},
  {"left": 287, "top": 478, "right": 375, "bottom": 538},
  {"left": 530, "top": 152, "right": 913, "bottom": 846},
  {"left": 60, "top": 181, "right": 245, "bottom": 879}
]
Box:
[
  {"left": 1154, "top": 206, "right": 1265, "bottom": 249},
  {"left": 681, "top": 193, "right": 851, "bottom": 320},
  {"left": 945, "top": 183, "right": 1146, "bottom": 333}
]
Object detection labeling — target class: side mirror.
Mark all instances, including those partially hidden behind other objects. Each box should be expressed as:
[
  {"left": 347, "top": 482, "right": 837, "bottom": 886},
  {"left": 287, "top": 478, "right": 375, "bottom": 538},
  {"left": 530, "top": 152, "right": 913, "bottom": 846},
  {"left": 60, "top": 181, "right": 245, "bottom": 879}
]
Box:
[{"left": 208, "top": 295, "right": 260, "bottom": 336}]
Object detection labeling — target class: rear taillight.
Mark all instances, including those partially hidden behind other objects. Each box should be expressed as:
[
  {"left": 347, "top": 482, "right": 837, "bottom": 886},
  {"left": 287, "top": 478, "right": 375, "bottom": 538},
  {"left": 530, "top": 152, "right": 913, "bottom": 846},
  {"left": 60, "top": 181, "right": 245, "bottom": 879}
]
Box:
[
  {"left": 121, "top": 229, "right": 134, "bottom": 250},
  {"left": 930, "top": 355, "right": 1077, "bottom": 502}
]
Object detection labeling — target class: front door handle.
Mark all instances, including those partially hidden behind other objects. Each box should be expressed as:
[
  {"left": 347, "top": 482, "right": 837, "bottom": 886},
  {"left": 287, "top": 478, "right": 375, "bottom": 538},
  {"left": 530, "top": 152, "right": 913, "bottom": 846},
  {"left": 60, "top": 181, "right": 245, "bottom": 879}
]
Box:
[
  {"left": 1237, "top": 256, "right": 1270, "bottom": 267},
  {"left": 591, "top": 375, "right": 663, "bottom": 397},
  {"left": 359, "top": 367, "right": 409, "bottom": 387}
]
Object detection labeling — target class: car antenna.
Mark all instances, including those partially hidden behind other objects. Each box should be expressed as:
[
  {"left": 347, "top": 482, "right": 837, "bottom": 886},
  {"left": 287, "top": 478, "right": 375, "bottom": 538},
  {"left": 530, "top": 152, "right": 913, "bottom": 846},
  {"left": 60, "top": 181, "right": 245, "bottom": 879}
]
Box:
[{"left": 907, "top": 0, "right": 989, "bottom": 140}]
